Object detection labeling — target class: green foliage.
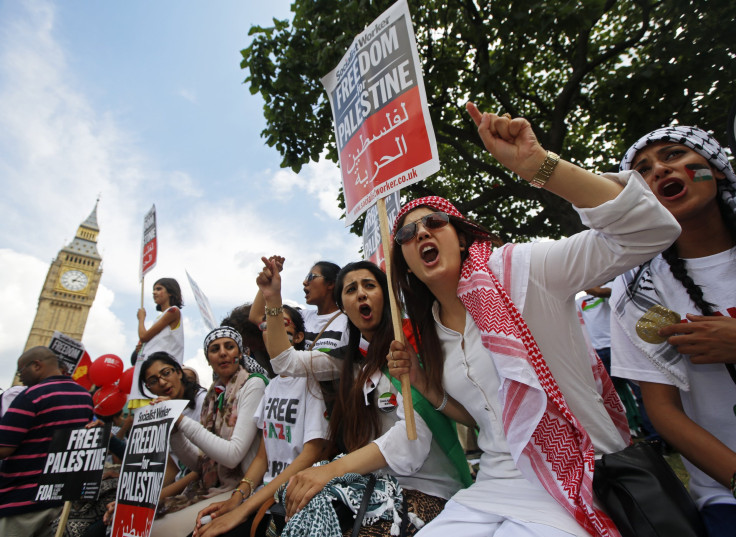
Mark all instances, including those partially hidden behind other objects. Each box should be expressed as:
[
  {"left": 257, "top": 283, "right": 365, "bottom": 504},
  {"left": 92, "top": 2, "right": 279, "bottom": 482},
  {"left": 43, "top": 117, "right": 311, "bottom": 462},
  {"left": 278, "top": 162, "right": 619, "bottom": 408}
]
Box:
[{"left": 241, "top": 0, "right": 736, "bottom": 241}]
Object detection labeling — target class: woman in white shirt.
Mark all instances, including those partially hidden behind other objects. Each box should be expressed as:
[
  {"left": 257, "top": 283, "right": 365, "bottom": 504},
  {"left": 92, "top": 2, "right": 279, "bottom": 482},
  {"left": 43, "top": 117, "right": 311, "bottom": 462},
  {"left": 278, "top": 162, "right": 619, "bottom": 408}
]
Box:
[
  {"left": 387, "top": 104, "right": 681, "bottom": 537},
  {"left": 256, "top": 258, "right": 468, "bottom": 535}
]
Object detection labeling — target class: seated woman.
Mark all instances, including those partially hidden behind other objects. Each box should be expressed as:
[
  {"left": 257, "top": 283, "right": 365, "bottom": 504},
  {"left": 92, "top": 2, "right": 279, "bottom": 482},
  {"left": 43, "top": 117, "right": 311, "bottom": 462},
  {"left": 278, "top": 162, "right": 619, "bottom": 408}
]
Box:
[
  {"left": 147, "top": 326, "right": 268, "bottom": 537},
  {"left": 139, "top": 352, "right": 207, "bottom": 485},
  {"left": 611, "top": 125, "right": 736, "bottom": 537},
  {"left": 60, "top": 353, "right": 206, "bottom": 537},
  {"left": 192, "top": 305, "right": 329, "bottom": 537},
  {"left": 386, "top": 104, "right": 681, "bottom": 536},
  {"left": 254, "top": 258, "right": 469, "bottom": 536}
]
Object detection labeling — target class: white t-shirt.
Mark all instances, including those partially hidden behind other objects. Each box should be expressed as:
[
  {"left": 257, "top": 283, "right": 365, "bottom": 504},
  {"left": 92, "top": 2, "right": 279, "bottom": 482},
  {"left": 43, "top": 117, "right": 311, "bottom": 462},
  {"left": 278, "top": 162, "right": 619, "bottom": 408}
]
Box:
[
  {"left": 301, "top": 309, "right": 350, "bottom": 355},
  {"left": 253, "top": 376, "right": 328, "bottom": 484},
  {"left": 611, "top": 247, "right": 736, "bottom": 508},
  {"left": 270, "top": 347, "right": 465, "bottom": 500},
  {"left": 576, "top": 290, "right": 612, "bottom": 350}
]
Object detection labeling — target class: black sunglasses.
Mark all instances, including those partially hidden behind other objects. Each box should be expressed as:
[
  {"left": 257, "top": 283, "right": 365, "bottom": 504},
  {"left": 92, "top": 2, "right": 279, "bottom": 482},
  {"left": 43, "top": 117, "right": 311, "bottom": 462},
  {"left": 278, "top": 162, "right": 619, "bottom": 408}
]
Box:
[
  {"left": 304, "top": 273, "right": 325, "bottom": 283},
  {"left": 394, "top": 212, "right": 450, "bottom": 245}
]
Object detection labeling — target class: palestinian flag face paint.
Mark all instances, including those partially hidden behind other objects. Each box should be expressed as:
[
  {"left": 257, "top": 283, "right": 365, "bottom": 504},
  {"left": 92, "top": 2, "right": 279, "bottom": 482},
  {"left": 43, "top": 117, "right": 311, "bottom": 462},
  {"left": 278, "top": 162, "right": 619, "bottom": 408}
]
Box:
[{"left": 685, "top": 163, "right": 713, "bottom": 182}]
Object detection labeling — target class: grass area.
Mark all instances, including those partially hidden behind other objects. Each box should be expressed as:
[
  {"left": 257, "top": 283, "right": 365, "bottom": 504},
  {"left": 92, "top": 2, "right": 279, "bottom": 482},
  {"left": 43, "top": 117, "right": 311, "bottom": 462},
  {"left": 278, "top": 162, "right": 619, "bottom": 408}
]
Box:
[{"left": 665, "top": 451, "right": 690, "bottom": 488}]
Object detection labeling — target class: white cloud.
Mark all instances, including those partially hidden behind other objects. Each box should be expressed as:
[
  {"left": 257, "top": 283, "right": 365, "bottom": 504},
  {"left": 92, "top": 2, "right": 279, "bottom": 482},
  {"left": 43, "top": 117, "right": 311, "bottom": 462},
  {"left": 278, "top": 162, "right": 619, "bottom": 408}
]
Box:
[
  {"left": 177, "top": 88, "right": 197, "bottom": 104},
  {"left": 0, "top": 1, "right": 365, "bottom": 391},
  {"left": 84, "top": 284, "right": 128, "bottom": 361}
]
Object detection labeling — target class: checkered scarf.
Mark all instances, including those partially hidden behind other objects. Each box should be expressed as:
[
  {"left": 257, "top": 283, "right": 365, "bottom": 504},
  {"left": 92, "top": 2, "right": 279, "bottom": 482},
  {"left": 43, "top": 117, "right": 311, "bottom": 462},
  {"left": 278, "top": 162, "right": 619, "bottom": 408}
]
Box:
[
  {"left": 203, "top": 326, "right": 243, "bottom": 355},
  {"left": 278, "top": 459, "right": 407, "bottom": 537},
  {"left": 394, "top": 197, "right": 623, "bottom": 537},
  {"left": 620, "top": 125, "right": 736, "bottom": 216}
]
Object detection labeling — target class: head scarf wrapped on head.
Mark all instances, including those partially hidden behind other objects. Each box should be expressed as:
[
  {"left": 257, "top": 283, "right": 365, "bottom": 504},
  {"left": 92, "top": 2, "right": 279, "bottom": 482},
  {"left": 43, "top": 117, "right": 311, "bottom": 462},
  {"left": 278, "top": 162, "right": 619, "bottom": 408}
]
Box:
[
  {"left": 203, "top": 326, "right": 268, "bottom": 378},
  {"left": 614, "top": 126, "right": 736, "bottom": 391},
  {"left": 393, "top": 195, "right": 626, "bottom": 537},
  {"left": 392, "top": 196, "right": 494, "bottom": 242},
  {"left": 620, "top": 125, "right": 736, "bottom": 215}
]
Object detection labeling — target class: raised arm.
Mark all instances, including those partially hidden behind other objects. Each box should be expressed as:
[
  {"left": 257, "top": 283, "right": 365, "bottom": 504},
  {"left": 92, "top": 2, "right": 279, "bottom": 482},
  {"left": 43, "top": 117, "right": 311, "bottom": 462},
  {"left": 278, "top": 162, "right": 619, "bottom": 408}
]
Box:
[
  {"left": 248, "top": 255, "right": 285, "bottom": 326},
  {"left": 137, "top": 306, "right": 180, "bottom": 342},
  {"left": 256, "top": 256, "right": 294, "bottom": 359},
  {"left": 466, "top": 102, "right": 622, "bottom": 208}
]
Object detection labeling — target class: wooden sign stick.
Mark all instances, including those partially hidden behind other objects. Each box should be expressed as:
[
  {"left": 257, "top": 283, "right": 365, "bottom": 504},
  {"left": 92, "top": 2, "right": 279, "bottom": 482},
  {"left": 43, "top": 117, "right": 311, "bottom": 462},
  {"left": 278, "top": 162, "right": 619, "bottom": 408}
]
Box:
[
  {"left": 55, "top": 501, "right": 72, "bottom": 537},
  {"left": 377, "top": 197, "right": 417, "bottom": 440},
  {"left": 140, "top": 276, "right": 145, "bottom": 309}
]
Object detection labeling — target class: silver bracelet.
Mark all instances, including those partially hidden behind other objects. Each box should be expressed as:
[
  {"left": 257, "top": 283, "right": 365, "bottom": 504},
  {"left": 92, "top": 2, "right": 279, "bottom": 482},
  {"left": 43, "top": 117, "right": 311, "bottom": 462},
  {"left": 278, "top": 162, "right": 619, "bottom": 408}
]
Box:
[{"left": 435, "top": 390, "right": 448, "bottom": 412}]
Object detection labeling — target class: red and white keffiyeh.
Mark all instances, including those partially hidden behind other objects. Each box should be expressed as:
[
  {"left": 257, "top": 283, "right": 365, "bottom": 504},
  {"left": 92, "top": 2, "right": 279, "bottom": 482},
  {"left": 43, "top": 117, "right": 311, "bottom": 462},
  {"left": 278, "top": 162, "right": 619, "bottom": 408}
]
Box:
[{"left": 395, "top": 197, "right": 625, "bottom": 537}]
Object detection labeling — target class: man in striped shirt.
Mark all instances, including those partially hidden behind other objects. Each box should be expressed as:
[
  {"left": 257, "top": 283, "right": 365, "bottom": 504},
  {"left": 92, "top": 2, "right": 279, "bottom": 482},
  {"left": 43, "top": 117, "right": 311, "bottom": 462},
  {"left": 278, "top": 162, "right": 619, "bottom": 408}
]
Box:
[{"left": 0, "top": 347, "right": 93, "bottom": 537}]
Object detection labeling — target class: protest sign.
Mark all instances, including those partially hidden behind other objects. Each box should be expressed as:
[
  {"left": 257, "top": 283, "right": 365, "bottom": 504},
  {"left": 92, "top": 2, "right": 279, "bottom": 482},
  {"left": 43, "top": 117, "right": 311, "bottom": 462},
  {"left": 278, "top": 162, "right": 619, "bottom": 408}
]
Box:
[
  {"left": 363, "top": 191, "right": 400, "bottom": 270},
  {"left": 35, "top": 423, "right": 111, "bottom": 502},
  {"left": 48, "top": 331, "right": 92, "bottom": 390},
  {"left": 111, "top": 400, "right": 187, "bottom": 537},
  {"left": 186, "top": 270, "right": 216, "bottom": 331},
  {"left": 321, "top": 0, "right": 439, "bottom": 225},
  {"left": 140, "top": 205, "right": 157, "bottom": 280}
]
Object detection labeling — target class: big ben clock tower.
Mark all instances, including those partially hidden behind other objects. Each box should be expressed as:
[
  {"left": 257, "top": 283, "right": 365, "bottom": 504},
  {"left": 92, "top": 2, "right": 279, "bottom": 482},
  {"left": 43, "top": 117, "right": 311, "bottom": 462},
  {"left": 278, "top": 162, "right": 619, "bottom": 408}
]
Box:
[{"left": 24, "top": 202, "right": 103, "bottom": 350}]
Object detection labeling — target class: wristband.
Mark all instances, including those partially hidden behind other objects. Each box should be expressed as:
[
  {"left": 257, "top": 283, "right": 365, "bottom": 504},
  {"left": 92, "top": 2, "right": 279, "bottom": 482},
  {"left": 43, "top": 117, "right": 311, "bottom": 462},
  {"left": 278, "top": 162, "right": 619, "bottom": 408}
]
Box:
[
  {"left": 529, "top": 150, "right": 559, "bottom": 188},
  {"left": 435, "top": 390, "right": 449, "bottom": 412},
  {"left": 240, "top": 476, "right": 256, "bottom": 496},
  {"left": 231, "top": 488, "right": 246, "bottom": 504},
  {"left": 264, "top": 305, "right": 283, "bottom": 317}
]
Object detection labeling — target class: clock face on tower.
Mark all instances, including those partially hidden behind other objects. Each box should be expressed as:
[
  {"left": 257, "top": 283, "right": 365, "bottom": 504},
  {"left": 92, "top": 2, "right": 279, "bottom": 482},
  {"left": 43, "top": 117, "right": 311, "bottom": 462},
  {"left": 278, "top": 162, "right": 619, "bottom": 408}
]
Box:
[{"left": 60, "top": 269, "right": 89, "bottom": 292}]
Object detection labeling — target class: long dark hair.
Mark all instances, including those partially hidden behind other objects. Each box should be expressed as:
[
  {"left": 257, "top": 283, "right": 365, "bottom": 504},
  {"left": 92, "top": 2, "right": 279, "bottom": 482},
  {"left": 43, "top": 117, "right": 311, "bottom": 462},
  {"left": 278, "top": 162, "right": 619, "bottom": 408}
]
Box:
[
  {"left": 154, "top": 278, "right": 183, "bottom": 311},
  {"left": 328, "top": 261, "right": 393, "bottom": 452},
  {"left": 138, "top": 352, "right": 202, "bottom": 409},
  {"left": 662, "top": 192, "right": 736, "bottom": 315},
  {"left": 391, "top": 207, "right": 501, "bottom": 396}
]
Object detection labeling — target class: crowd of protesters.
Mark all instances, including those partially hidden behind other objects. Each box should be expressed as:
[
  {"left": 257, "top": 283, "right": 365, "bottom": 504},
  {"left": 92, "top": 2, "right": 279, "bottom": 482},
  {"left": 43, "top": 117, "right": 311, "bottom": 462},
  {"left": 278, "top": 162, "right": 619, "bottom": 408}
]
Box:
[{"left": 1, "top": 106, "right": 735, "bottom": 537}]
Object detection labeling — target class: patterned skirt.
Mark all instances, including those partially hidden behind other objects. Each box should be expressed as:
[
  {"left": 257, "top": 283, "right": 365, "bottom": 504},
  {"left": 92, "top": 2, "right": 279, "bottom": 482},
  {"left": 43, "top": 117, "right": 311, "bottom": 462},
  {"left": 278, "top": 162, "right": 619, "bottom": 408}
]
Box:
[{"left": 342, "top": 489, "right": 446, "bottom": 537}]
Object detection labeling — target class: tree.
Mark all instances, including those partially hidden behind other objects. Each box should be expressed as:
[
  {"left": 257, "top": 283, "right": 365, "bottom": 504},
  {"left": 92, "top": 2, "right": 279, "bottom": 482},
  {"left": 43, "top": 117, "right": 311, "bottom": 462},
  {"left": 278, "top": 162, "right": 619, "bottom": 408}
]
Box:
[{"left": 241, "top": 0, "right": 736, "bottom": 241}]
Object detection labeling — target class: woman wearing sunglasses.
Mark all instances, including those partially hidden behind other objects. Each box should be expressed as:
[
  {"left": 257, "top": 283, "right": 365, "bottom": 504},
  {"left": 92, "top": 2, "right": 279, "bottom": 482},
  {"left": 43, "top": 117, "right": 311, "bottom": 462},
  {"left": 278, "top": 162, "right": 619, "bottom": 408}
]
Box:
[
  {"left": 386, "top": 104, "right": 681, "bottom": 537},
  {"left": 250, "top": 258, "right": 350, "bottom": 355}
]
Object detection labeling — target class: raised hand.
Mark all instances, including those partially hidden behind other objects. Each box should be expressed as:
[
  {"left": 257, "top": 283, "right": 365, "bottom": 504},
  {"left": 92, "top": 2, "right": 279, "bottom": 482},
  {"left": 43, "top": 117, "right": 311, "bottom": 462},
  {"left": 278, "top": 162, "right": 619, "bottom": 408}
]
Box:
[{"left": 466, "top": 102, "right": 546, "bottom": 182}]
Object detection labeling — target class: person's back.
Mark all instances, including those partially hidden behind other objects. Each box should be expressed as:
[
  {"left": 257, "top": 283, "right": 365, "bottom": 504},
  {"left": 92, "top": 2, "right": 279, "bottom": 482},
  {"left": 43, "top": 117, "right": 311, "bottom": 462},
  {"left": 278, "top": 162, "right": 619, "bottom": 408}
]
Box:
[{"left": 0, "top": 347, "right": 93, "bottom": 536}]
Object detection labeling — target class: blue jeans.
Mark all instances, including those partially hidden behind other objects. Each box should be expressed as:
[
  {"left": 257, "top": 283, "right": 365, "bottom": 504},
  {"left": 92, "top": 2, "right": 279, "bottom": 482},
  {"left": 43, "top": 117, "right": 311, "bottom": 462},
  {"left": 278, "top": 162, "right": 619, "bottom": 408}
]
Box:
[{"left": 701, "top": 503, "right": 736, "bottom": 537}]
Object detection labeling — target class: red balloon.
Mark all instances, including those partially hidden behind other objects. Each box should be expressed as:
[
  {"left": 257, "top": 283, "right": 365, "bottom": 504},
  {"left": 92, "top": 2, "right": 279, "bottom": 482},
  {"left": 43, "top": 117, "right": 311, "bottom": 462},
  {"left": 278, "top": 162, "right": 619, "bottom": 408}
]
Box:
[
  {"left": 93, "top": 385, "right": 127, "bottom": 416},
  {"left": 118, "top": 367, "right": 135, "bottom": 395},
  {"left": 89, "top": 354, "right": 124, "bottom": 387}
]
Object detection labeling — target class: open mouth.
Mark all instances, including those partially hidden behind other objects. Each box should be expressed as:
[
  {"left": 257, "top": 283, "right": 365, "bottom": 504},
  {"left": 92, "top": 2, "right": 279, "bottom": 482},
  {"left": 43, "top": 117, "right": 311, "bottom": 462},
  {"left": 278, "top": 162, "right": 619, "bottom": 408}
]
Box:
[
  {"left": 420, "top": 245, "right": 439, "bottom": 263},
  {"left": 359, "top": 304, "right": 372, "bottom": 319},
  {"left": 658, "top": 179, "right": 685, "bottom": 199}
]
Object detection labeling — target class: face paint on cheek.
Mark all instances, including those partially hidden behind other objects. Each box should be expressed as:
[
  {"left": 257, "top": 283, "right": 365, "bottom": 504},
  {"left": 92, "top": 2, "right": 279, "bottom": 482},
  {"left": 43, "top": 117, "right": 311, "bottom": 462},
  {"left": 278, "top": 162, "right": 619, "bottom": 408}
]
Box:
[{"left": 685, "top": 163, "right": 713, "bottom": 182}]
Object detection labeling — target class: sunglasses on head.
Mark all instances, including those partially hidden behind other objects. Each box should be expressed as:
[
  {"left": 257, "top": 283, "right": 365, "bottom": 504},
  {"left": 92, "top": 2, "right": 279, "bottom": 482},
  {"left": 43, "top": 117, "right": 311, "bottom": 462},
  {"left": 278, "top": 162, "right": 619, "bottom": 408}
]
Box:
[
  {"left": 394, "top": 211, "right": 450, "bottom": 245},
  {"left": 304, "top": 273, "right": 324, "bottom": 283}
]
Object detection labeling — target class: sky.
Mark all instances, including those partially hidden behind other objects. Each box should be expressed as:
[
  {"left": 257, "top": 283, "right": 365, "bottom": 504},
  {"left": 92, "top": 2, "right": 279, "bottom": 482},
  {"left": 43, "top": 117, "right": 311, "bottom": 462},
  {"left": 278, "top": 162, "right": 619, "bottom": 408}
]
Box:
[{"left": 0, "top": 0, "right": 365, "bottom": 390}]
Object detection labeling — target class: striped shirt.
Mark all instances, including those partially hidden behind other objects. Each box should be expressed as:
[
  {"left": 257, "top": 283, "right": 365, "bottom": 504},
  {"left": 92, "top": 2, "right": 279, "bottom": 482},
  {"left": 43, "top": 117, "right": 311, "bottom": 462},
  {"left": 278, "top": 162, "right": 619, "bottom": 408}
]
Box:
[{"left": 0, "top": 376, "right": 93, "bottom": 517}]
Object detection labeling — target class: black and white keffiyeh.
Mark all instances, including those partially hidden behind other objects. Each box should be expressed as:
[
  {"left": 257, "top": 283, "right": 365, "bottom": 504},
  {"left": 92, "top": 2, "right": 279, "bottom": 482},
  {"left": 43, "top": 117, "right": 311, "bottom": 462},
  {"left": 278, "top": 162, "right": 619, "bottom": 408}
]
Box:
[
  {"left": 619, "top": 125, "right": 736, "bottom": 216},
  {"left": 613, "top": 126, "right": 736, "bottom": 391},
  {"left": 276, "top": 457, "right": 417, "bottom": 537},
  {"left": 203, "top": 326, "right": 243, "bottom": 355}
]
